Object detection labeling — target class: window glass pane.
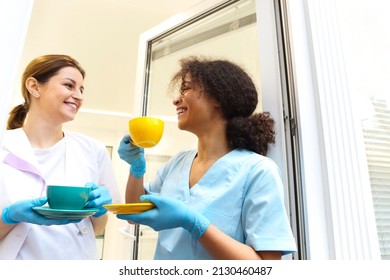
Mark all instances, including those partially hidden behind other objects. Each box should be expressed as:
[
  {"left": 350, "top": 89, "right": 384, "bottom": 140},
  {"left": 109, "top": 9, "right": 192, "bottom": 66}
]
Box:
[
  {"left": 144, "top": 0, "right": 260, "bottom": 157},
  {"left": 338, "top": 0, "right": 390, "bottom": 259},
  {"left": 137, "top": 0, "right": 262, "bottom": 258},
  {"left": 146, "top": 0, "right": 261, "bottom": 120}
]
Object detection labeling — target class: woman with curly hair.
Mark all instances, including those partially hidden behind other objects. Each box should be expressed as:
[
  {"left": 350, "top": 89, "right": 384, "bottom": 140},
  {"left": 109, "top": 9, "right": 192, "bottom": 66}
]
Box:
[{"left": 117, "top": 56, "right": 296, "bottom": 260}]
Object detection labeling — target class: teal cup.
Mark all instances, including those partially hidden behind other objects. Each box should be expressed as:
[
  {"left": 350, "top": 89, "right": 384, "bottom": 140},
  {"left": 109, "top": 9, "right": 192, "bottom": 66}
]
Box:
[{"left": 47, "top": 185, "right": 92, "bottom": 210}]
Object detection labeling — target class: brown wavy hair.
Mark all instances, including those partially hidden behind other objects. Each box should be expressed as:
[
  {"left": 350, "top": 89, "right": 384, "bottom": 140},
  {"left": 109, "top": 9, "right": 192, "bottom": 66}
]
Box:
[
  {"left": 170, "top": 56, "right": 275, "bottom": 156},
  {"left": 7, "top": 54, "right": 85, "bottom": 129}
]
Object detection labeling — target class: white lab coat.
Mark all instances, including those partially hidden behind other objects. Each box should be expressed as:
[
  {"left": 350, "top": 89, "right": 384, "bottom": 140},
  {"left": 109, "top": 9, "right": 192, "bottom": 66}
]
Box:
[{"left": 0, "top": 128, "right": 121, "bottom": 259}]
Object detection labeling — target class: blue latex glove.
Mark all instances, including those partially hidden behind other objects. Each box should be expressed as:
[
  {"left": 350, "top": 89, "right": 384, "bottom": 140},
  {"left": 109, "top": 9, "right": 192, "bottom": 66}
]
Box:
[
  {"left": 1, "top": 197, "right": 80, "bottom": 225},
  {"left": 118, "top": 135, "right": 146, "bottom": 178},
  {"left": 85, "top": 182, "right": 112, "bottom": 218},
  {"left": 117, "top": 194, "right": 211, "bottom": 240}
]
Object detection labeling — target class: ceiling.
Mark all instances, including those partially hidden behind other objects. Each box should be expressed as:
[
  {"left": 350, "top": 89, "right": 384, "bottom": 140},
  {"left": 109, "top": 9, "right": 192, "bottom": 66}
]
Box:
[{"left": 14, "top": 0, "right": 203, "bottom": 129}]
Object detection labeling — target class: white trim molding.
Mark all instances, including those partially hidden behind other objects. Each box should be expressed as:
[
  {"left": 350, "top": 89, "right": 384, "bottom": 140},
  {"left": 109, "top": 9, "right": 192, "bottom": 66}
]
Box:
[{"left": 287, "top": 0, "right": 380, "bottom": 259}]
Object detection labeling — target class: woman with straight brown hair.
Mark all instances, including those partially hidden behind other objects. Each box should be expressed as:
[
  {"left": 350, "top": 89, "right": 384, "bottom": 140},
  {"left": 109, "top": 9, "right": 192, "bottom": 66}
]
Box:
[{"left": 0, "top": 54, "right": 121, "bottom": 259}]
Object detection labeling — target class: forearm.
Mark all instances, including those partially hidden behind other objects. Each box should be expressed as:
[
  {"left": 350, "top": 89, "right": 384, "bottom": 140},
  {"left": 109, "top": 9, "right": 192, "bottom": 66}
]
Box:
[
  {"left": 199, "top": 224, "right": 281, "bottom": 260},
  {"left": 0, "top": 211, "right": 17, "bottom": 240},
  {"left": 90, "top": 213, "right": 108, "bottom": 236},
  {"left": 125, "top": 174, "right": 145, "bottom": 203}
]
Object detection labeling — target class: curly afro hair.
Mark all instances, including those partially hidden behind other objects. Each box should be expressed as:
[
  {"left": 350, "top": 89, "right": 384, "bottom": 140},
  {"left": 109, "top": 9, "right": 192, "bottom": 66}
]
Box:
[{"left": 170, "top": 56, "right": 275, "bottom": 156}]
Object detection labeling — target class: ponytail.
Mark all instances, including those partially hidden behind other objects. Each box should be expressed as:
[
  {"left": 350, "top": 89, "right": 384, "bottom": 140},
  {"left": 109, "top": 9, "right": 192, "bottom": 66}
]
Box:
[
  {"left": 226, "top": 112, "right": 275, "bottom": 156},
  {"left": 7, "top": 104, "right": 28, "bottom": 129}
]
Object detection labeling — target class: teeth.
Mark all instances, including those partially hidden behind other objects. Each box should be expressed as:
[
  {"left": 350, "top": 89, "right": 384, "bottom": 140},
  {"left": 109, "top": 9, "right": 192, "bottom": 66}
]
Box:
[
  {"left": 177, "top": 108, "right": 186, "bottom": 114},
  {"left": 66, "top": 102, "right": 77, "bottom": 109}
]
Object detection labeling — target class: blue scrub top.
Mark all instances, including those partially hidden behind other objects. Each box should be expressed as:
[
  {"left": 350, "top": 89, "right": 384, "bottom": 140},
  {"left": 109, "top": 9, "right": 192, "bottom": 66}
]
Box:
[{"left": 145, "top": 149, "right": 297, "bottom": 260}]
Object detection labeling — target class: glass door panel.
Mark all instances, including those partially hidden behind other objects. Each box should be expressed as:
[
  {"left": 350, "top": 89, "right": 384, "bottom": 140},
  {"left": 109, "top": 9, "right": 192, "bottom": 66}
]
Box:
[{"left": 134, "top": 0, "right": 298, "bottom": 259}]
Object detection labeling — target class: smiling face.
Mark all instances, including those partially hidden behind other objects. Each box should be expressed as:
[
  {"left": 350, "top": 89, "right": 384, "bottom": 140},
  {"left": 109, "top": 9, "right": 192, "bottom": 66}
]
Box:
[
  {"left": 172, "top": 73, "right": 222, "bottom": 134},
  {"left": 28, "top": 66, "right": 84, "bottom": 125}
]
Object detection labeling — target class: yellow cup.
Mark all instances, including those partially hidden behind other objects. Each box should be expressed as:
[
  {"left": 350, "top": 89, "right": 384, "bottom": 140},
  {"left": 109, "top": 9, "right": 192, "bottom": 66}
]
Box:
[{"left": 129, "top": 116, "right": 164, "bottom": 148}]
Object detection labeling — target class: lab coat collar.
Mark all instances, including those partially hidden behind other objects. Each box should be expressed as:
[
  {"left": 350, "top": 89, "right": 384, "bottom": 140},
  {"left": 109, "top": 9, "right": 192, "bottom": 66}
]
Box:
[
  {"left": 2, "top": 128, "right": 40, "bottom": 168},
  {"left": 2, "top": 128, "right": 46, "bottom": 191}
]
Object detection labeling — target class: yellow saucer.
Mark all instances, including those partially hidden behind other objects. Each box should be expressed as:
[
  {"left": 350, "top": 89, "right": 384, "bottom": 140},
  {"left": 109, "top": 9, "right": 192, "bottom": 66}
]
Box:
[{"left": 103, "top": 202, "right": 155, "bottom": 214}]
